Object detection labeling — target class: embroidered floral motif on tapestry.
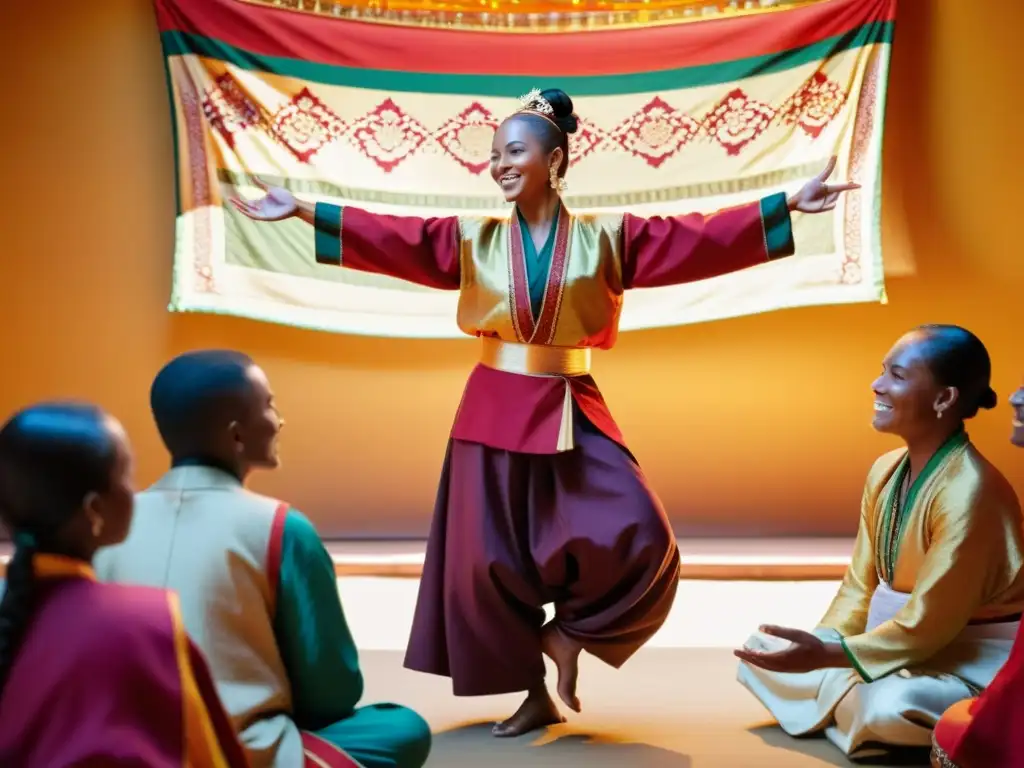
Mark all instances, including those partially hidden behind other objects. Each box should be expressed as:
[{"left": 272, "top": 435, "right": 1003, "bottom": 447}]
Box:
[{"left": 200, "top": 70, "right": 851, "bottom": 174}]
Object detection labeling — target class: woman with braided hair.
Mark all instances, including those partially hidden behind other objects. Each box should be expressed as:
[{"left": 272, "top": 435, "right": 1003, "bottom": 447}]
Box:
[
  {"left": 234, "top": 86, "right": 857, "bottom": 736},
  {"left": 0, "top": 401, "right": 248, "bottom": 767}
]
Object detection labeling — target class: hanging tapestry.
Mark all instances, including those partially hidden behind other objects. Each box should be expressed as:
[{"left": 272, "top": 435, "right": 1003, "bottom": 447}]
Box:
[{"left": 158, "top": 0, "right": 895, "bottom": 337}]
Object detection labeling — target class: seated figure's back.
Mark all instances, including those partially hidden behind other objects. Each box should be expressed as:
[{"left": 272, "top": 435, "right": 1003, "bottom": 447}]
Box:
[
  {"left": 96, "top": 350, "right": 430, "bottom": 768},
  {"left": 0, "top": 401, "right": 247, "bottom": 768},
  {"left": 97, "top": 464, "right": 301, "bottom": 761},
  {"left": 4, "top": 568, "right": 225, "bottom": 764}
]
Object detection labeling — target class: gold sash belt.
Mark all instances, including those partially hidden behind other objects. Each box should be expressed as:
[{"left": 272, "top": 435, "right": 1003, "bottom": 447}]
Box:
[
  {"left": 478, "top": 337, "right": 590, "bottom": 452},
  {"left": 479, "top": 337, "right": 591, "bottom": 377}
]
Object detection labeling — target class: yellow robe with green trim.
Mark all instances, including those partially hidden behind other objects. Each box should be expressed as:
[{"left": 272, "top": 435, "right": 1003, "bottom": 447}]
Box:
[{"left": 737, "top": 437, "right": 1024, "bottom": 758}]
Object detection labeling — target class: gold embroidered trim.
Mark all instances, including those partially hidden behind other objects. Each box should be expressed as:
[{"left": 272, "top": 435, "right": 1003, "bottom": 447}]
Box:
[
  {"left": 930, "top": 733, "right": 959, "bottom": 768},
  {"left": 236, "top": 0, "right": 825, "bottom": 34}
]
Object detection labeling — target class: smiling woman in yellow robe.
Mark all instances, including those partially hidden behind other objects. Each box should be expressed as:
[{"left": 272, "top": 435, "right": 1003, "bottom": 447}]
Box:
[{"left": 736, "top": 325, "right": 1024, "bottom": 760}]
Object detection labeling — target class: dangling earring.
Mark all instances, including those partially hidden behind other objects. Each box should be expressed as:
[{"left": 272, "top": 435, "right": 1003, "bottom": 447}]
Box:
[
  {"left": 91, "top": 515, "right": 104, "bottom": 538},
  {"left": 549, "top": 165, "right": 567, "bottom": 193},
  {"left": 935, "top": 406, "right": 944, "bottom": 420}
]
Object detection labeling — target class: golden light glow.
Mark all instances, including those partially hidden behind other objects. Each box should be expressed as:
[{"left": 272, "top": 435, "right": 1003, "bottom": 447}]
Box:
[
  {"left": 3, "top": 0, "right": 1022, "bottom": 541},
  {"left": 242, "top": 0, "right": 826, "bottom": 32}
]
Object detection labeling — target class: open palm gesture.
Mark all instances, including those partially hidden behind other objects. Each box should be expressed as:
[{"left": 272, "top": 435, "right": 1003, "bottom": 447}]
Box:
[
  {"left": 788, "top": 156, "right": 860, "bottom": 214},
  {"left": 734, "top": 625, "right": 829, "bottom": 674},
  {"left": 230, "top": 177, "right": 298, "bottom": 222}
]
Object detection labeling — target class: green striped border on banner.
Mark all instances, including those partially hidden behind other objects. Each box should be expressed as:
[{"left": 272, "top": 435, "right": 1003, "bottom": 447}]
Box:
[{"left": 161, "top": 19, "right": 893, "bottom": 96}]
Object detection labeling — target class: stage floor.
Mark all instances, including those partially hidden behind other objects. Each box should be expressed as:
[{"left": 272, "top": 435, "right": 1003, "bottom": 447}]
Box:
[
  {"left": 365, "top": 649, "right": 918, "bottom": 768},
  {"left": 343, "top": 574, "right": 846, "bottom": 652},
  {"left": 350, "top": 577, "right": 918, "bottom": 767},
  {"left": 323, "top": 545, "right": 919, "bottom": 766},
  {"left": 0, "top": 538, "right": 926, "bottom": 765}
]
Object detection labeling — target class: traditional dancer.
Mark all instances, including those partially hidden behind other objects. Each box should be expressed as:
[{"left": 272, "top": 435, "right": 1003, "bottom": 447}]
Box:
[
  {"left": 234, "top": 87, "right": 857, "bottom": 736},
  {"left": 95, "top": 350, "right": 432, "bottom": 768},
  {"left": 0, "top": 402, "right": 247, "bottom": 767},
  {"left": 736, "top": 325, "right": 1024, "bottom": 760},
  {"left": 930, "top": 381, "right": 1024, "bottom": 768}
]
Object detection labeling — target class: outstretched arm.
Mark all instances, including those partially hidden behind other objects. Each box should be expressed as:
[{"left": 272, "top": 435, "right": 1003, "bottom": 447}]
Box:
[
  {"left": 735, "top": 470, "right": 878, "bottom": 675},
  {"left": 233, "top": 180, "right": 461, "bottom": 290},
  {"left": 622, "top": 156, "right": 858, "bottom": 289},
  {"left": 621, "top": 192, "right": 794, "bottom": 288}
]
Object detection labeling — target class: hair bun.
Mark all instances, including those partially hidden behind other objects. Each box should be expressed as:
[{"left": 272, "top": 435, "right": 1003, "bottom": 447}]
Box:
[
  {"left": 978, "top": 386, "right": 998, "bottom": 410},
  {"left": 540, "top": 88, "right": 579, "bottom": 135}
]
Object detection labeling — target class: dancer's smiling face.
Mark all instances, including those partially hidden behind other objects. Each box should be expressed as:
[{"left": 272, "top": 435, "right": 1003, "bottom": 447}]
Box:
[{"left": 490, "top": 115, "right": 565, "bottom": 204}]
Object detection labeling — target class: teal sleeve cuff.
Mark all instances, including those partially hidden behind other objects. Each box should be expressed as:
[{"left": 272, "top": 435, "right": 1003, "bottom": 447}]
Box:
[
  {"left": 760, "top": 192, "right": 795, "bottom": 261},
  {"left": 314, "top": 203, "right": 343, "bottom": 266},
  {"left": 839, "top": 636, "right": 874, "bottom": 683}
]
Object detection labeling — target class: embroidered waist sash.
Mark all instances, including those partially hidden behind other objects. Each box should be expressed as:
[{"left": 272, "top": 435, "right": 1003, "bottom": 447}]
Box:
[{"left": 479, "top": 337, "right": 592, "bottom": 378}]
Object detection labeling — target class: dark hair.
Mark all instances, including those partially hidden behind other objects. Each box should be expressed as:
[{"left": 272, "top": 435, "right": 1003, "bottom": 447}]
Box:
[
  {"left": 150, "top": 350, "right": 256, "bottom": 458},
  {"left": 513, "top": 88, "right": 579, "bottom": 178},
  {"left": 915, "top": 324, "right": 997, "bottom": 419},
  {"left": 0, "top": 402, "right": 118, "bottom": 697}
]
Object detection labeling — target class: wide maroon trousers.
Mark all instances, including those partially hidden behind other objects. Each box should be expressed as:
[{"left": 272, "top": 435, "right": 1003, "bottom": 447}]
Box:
[{"left": 404, "top": 410, "right": 681, "bottom": 696}]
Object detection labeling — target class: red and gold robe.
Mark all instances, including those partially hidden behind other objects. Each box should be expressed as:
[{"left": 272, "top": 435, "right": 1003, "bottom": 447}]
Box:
[
  {"left": 0, "top": 554, "right": 248, "bottom": 767},
  {"left": 313, "top": 194, "right": 794, "bottom": 453}
]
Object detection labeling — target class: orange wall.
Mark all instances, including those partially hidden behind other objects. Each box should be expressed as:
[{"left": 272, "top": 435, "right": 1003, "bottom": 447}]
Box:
[{"left": 1, "top": 1, "right": 1021, "bottom": 538}]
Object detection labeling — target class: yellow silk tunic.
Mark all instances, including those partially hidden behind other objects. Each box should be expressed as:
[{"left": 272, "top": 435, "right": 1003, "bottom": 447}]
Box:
[
  {"left": 456, "top": 209, "right": 625, "bottom": 349},
  {"left": 314, "top": 194, "right": 791, "bottom": 354},
  {"left": 312, "top": 194, "right": 793, "bottom": 453},
  {"left": 819, "top": 432, "right": 1024, "bottom": 683}
]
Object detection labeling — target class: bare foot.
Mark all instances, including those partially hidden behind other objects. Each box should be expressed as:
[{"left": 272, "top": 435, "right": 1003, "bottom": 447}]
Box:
[
  {"left": 541, "top": 623, "right": 582, "bottom": 713},
  {"left": 491, "top": 686, "right": 564, "bottom": 737}
]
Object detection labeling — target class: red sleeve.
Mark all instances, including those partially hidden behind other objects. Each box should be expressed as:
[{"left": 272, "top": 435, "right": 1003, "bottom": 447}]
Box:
[
  {"left": 314, "top": 202, "right": 460, "bottom": 290},
  {"left": 620, "top": 191, "right": 795, "bottom": 289},
  {"left": 935, "top": 631, "right": 1024, "bottom": 768}
]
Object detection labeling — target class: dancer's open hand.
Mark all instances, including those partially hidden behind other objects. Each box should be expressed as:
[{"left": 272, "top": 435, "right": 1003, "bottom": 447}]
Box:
[
  {"left": 734, "top": 625, "right": 830, "bottom": 674},
  {"left": 787, "top": 156, "right": 860, "bottom": 214},
  {"left": 230, "top": 176, "right": 298, "bottom": 222}
]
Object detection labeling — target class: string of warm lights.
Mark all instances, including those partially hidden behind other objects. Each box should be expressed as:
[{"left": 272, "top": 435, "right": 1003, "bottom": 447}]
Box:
[{"left": 240, "top": 0, "right": 825, "bottom": 32}]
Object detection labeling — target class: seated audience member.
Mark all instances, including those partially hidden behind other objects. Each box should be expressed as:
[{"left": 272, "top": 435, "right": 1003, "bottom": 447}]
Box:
[
  {"left": 95, "top": 350, "right": 431, "bottom": 768},
  {"left": 930, "top": 381, "right": 1024, "bottom": 768},
  {"left": 0, "top": 402, "right": 247, "bottom": 767},
  {"left": 734, "top": 325, "right": 1024, "bottom": 760}
]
